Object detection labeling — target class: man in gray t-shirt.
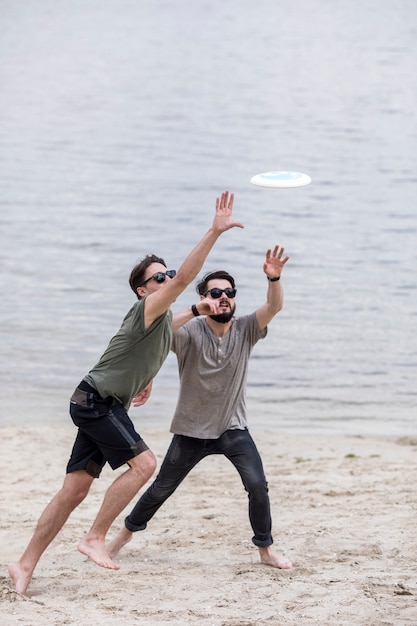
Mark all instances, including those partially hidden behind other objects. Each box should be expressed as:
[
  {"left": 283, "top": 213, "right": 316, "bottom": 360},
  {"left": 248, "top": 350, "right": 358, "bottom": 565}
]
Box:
[{"left": 109, "top": 244, "right": 292, "bottom": 570}]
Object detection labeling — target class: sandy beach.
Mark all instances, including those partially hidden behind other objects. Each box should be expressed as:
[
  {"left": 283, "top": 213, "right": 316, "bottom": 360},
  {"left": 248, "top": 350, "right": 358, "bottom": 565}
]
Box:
[{"left": 1, "top": 423, "right": 416, "bottom": 625}]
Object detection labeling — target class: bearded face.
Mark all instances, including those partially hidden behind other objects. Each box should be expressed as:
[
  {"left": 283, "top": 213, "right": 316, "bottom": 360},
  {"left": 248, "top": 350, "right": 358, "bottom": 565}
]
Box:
[{"left": 209, "top": 301, "right": 236, "bottom": 324}]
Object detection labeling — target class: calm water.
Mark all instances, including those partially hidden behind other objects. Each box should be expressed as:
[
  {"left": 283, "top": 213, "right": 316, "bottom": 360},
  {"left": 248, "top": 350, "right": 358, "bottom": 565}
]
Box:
[{"left": 1, "top": 0, "right": 416, "bottom": 435}]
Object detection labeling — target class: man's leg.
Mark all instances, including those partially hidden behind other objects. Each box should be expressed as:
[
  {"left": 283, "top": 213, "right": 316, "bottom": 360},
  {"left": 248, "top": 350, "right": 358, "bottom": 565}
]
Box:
[
  {"left": 221, "top": 429, "right": 292, "bottom": 570},
  {"left": 77, "top": 449, "right": 156, "bottom": 569},
  {"left": 108, "top": 435, "right": 203, "bottom": 558},
  {"left": 8, "top": 470, "right": 94, "bottom": 595}
]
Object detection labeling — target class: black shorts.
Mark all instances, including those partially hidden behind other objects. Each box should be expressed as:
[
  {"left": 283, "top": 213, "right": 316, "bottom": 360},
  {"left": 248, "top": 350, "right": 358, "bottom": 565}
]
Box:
[{"left": 67, "top": 381, "right": 149, "bottom": 478}]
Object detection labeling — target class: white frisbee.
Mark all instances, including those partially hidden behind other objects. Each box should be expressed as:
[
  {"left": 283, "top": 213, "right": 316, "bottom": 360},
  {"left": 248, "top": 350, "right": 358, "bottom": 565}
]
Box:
[{"left": 250, "top": 171, "right": 312, "bottom": 188}]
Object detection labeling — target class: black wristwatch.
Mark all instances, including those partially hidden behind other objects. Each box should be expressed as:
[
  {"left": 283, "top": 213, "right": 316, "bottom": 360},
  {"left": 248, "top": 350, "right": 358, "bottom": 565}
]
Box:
[
  {"left": 191, "top": 304, "right": 201, "bottom": 316},
  {"left": 267, "top": 275, "right": 281, "bottom": 282}
]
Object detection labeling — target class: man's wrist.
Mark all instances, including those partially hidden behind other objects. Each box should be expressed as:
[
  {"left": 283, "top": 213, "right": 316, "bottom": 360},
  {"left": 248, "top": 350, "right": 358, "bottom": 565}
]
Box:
[
  {"left": 191, "top": 304, "right": 201, "bottom": 316},
  {"left": 267, "top": 275, "right": 281, "bottom": 282}
]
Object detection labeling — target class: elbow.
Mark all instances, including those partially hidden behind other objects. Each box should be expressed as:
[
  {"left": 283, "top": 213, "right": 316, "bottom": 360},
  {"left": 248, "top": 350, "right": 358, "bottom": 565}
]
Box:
[
  {"left": 172, "top": 270, "right": 190, "bottom": 289},
  {"left": 269, "top": 297, "right": 283, "bottom": 312}
]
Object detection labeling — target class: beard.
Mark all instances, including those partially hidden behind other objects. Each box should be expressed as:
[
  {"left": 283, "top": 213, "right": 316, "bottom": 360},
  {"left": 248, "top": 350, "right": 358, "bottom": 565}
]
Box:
[{"left": 208, "top": 303, "right": 236, "bottom": 324}]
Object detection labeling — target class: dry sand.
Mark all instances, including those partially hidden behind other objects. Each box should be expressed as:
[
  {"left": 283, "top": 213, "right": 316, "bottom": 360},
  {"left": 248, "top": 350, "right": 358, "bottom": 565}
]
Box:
[{"left": 1, "top": 424, "right": 417, "bottom": 625}]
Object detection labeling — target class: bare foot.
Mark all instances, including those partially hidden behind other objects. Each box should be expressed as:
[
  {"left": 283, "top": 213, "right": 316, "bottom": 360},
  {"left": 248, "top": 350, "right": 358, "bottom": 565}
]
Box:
[
  {"left": 8, "top": 562, "right": 33, "bottom": 596},
  {"left": 107, "top": 527, "right": 133, "bottom": 559},
  {"left": 77, "top": 536, "right": 120, "bottom": 570},
  {"left": 259, "top": 546, "right": 292, "bottom": 569}
]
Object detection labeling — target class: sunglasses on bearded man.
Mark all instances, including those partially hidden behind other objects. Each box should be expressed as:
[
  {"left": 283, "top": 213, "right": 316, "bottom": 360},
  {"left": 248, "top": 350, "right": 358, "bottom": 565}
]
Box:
[{"left": 204, "top": 287, "right": 237, "bottom": 299}]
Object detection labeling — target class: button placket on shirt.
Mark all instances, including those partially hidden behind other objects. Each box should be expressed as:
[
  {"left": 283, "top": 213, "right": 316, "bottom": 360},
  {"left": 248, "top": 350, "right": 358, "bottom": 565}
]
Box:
[{"left": 217, "top": 337, "right": 222, "bottom": 364}]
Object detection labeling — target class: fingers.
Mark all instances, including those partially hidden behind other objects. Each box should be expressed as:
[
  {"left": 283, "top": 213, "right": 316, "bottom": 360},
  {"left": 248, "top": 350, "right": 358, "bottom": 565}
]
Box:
[
  {"left": 216, "top": 191, "right": 234, "bottom": 211},
  {"left": 200, "top": 297, "right": 219, "bottom": 314},
  {"left": 266, "top": 245, "right": 290, "bottom": 266},
  {"left": 266, "top": 244, "right": 286, "bottom": 258}
]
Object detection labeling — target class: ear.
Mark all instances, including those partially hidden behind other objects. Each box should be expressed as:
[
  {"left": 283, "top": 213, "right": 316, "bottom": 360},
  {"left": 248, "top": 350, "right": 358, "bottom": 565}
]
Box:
[{"left": 137, "top": 287, "right": 146, "bottom": 299}]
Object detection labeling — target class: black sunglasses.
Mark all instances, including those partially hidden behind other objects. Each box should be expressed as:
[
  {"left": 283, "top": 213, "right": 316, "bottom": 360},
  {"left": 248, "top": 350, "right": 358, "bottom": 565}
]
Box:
[
  {"left": 140, "top": 269, "right": 176, "bottom": 287},
  {"left": 204, "top": 287, "right": 237, "bottom": 299}
]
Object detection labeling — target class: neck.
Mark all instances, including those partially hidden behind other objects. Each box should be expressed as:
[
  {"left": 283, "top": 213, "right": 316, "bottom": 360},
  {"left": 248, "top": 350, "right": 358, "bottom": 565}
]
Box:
[{"left": 205, "top": 317, "right": 232, "bottom": 337}]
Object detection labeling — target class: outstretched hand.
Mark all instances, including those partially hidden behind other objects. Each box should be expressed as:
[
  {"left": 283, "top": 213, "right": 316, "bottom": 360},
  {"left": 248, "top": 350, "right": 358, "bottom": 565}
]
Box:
[
  {"left": 263, "top": 245, "right": 289, "bottom": 278},
  {"left": 212, "top": 191, "right": 244, "bottom": 233}
]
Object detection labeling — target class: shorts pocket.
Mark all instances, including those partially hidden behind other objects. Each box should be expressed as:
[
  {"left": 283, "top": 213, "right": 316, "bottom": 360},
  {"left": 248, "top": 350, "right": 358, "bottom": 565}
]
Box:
[
  {"left": 70, "top": 387, "right": 110, "bottom": 420},
  {"left": 70, "top": 388, "right": 93, "bottom": 407}
]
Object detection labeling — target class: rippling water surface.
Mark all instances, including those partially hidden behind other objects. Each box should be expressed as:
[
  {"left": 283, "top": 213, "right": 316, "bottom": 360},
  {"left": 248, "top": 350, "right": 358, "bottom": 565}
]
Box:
[{"left": 1, "top": 0, "right": 416, "bottom": 434}]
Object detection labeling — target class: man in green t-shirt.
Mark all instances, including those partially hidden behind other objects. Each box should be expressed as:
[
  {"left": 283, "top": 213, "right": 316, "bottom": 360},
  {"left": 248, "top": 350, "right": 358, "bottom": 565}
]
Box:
[{"left": 9, "top": 191, "right": 243, "bottom": 595}]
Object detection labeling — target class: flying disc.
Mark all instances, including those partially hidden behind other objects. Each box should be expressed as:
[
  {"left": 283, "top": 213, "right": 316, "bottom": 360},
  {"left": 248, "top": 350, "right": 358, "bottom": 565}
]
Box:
[{"left": 250, "top": 171, "right": 312, "bottom": 188}]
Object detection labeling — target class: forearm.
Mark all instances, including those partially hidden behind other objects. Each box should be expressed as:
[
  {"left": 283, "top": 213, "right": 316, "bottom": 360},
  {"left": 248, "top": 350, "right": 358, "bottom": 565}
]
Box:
[
  {"left": 172, "top": 306, "right": 198, "bottom": 332},
  {"left": 255, "top": 278, "right": 284, "bottom": 329},
  {"left": 171, "top": 190, "right": 242, "bottom": 289},
  {"left": 174, "top": 228, "right": 220, "bottom": 288},
  {"left": 266, "top": 279, "right": 284, "bottom": 313}
]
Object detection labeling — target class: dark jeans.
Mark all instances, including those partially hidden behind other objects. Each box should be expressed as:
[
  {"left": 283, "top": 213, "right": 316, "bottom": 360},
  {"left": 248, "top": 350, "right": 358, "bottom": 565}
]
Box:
[{"left": 125, "top": 428, "right": 273, "bottom": 547}]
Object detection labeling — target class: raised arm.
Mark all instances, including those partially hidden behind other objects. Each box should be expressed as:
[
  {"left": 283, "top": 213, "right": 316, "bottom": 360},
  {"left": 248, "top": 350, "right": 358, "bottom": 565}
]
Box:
[
  {"left": 255, "top": 244, "right": 290, "bottom": 330},
  {"left": 142, "top": 191, "right": 244, "bottom": 328}
]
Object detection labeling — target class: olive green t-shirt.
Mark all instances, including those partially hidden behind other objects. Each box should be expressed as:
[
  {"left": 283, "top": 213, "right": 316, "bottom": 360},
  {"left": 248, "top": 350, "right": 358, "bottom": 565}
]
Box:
[{"left": 84, "top": 298, "right": 172, "bottom": 409}]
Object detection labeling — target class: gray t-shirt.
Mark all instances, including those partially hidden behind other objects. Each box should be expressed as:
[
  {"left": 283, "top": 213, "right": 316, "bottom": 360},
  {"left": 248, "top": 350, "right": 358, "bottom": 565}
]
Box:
[
  {"left": 85, "top": 298, "right": 172, "bottom": 409},
  {"left": 170, "top": 312, "right": 267, "bottom": 438}
]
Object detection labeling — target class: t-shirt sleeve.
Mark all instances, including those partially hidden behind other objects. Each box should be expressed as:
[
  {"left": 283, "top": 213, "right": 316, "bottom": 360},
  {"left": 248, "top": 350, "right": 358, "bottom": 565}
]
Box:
[
  {"left": 244, "top": 311, "right": 267, "bottom": 346},
  {"left": 119, "top": 299, "right": 145, "bottom": 337},
  {"left": 171, "top": 323, "right": 191, "bottom": 355}
]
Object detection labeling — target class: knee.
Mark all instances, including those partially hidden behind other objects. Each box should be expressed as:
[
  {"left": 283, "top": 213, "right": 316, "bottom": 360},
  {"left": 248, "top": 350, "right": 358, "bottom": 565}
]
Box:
[
  {"left": 246, "top": 478, "right": 269, "bottom": 498},
  {"left": 61, "top": 477, "right": 91, "bottom": 507},
  {"left": 130, "top": 450, "right": 157, "bottom": 482},
  {"left": 69, "top": 489, "right": 89, "bottom": 508},
  {"left": 143, "top": 450, "right": 157, "bottom": 479}
]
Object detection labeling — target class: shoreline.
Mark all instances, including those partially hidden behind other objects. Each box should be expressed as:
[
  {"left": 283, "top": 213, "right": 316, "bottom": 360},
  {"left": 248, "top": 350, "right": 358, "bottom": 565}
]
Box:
[{"left": 1, "top": 425, "right": 417, "bottom": 625}]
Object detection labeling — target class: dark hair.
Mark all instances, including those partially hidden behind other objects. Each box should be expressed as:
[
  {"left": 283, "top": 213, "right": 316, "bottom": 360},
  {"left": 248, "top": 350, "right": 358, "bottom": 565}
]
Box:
[
  {"left": 129, "top": 254, "right": 167, "bottom": 299},
  {"left": 196, "top": 270, "right": 235, "bottom": 296}
]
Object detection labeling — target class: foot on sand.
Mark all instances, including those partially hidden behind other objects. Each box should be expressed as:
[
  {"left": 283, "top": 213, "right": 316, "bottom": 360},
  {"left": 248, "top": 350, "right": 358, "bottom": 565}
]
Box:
[
  {"left": 259, "top": 546, "right": 292, "bottom": 569},
  {"left": 77, "top": 537, "right": 121, "bottom": 570},
  {"left": 107, "top": 527, "right": 133, "bottom": 559},
  {"left": 8, "top": 562, "right": 32, "bottom": 596}
]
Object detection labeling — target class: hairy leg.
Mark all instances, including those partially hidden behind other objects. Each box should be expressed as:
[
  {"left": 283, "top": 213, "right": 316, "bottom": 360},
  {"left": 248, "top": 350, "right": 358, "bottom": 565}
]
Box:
[
  {"left": 8, "top": 471, "right": 93, "bottom": 595},
  {"left": 77, "top": 449, "right": 156, "bottom": 569}
]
